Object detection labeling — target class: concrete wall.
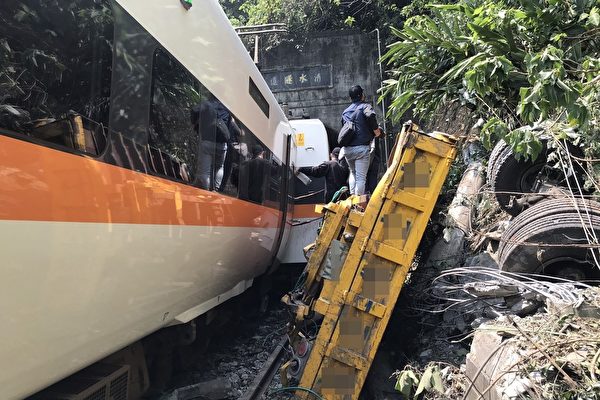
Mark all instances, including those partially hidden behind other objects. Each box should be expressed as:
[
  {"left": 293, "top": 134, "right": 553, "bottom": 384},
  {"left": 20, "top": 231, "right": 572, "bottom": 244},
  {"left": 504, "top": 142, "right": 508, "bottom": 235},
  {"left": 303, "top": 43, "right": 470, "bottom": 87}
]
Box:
[{"left": 259, "top": 30, "right": 383, "bottom": 149}]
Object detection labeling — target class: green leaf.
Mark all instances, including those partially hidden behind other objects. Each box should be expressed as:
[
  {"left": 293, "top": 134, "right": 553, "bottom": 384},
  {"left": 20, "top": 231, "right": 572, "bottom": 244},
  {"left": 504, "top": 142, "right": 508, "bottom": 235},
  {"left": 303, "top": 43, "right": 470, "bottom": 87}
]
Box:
[
  {"left": 589, "top": 7, "right": 600, "bottom": 26},
  {"left": 481, "top": 117, "right": 509, "bottom": 149},
  {"left": 439, "top": 53, "right": 486, "bottom": 83},
  {"left": 512, "top": 9, "right": 527, "bottom": 20},
  {"left": 414, "top": 366, "right": 433, "bottom": 397},
  {"left": 431, "top": 365, "right": 444, "bottom": 393},
  {"left": 394, "top": 369, "right": 418, "bottom": 398},
  {"left": 505, "top": 127, "right": 544, "bottom": 161},
  {"left": 428, "top": 4, "right": 464, "bottom": 11},
  {"left": 413, "top": 365, "right": 444, "bottom": 398}
]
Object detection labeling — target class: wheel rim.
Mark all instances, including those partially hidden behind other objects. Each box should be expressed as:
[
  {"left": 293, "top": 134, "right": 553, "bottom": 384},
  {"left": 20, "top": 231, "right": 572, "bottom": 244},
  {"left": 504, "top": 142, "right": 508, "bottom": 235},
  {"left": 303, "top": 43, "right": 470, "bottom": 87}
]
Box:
[
  {"left": 517, "top": 162, "right": 545, "bottom": 193},
  {"left": 541, "top": 257, "right": 591, "bottom": 281}
]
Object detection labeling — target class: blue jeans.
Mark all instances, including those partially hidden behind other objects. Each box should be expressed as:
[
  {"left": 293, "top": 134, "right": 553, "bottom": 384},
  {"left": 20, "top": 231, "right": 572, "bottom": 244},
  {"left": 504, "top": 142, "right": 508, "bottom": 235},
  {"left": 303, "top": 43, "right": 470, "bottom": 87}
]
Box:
[
  {"left": 198, "top": 141, "right": 227, "bottom": 190},
  {"left": 343, "top": 145, "right": 370, "bottom": 195}
]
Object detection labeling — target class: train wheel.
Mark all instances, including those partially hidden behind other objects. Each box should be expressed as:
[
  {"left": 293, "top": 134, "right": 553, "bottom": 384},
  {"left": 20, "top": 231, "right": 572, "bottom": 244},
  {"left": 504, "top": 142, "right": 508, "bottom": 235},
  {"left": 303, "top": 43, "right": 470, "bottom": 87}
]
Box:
[{"left": 498, "top": 198, "right": 600, "bottom": 280}]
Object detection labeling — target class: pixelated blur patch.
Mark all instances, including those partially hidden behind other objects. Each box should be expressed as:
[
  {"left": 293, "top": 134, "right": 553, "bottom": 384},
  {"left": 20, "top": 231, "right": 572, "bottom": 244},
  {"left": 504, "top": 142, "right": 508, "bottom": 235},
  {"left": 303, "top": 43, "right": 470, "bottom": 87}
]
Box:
[
  {"left": 321, "top": 240, "right": 347, "bottom": 281},
  {"left": 402, "top": 161, "right": 430, "bottom": 188},
  {"left": 338, "top": 308, "right": 364, "bottom": 349},
  {"left": 321, "top": 361, "right": 356, "bottom": 396},
  {"left": 383, "top": 214, "right": 411, "bottom": 240},
  {"left": 362, "top": 263, "right": 390, "bottom": 298}
]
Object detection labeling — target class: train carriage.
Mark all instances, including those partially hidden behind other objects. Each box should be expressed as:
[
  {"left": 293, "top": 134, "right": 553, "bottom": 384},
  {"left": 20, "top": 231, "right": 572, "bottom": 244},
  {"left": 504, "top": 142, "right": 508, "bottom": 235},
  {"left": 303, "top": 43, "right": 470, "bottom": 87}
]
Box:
[{"left": 0, "top": 0, "right": 302, "bottom": 398}]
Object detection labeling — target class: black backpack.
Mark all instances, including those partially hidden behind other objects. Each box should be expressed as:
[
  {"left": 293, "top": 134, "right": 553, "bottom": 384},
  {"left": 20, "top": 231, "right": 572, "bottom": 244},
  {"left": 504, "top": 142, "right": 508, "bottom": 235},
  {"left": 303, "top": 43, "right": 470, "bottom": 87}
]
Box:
[
  {"left": 215, "top": 117, "right": 231, "bottom": 143},
  {"left": 338, "top": 106, "right": 362, "bottom": 146}
]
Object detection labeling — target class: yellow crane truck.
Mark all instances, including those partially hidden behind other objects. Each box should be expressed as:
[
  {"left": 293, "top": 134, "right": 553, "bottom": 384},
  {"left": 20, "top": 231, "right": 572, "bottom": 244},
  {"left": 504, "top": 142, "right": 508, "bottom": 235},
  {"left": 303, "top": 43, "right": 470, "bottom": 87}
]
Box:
[{"left": 280, "top": 122, "right": 458, "bottom": 399}]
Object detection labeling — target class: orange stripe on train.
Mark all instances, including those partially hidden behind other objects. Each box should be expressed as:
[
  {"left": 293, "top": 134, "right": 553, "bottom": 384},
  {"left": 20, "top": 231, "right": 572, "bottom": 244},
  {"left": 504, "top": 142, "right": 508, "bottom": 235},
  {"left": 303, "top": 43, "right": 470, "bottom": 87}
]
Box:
[
  {"left": 293, "top": 204, "right": 324, "bottom": 220},
  {"left": 0, "top": 135, "right": 281, "bottom": 227}
]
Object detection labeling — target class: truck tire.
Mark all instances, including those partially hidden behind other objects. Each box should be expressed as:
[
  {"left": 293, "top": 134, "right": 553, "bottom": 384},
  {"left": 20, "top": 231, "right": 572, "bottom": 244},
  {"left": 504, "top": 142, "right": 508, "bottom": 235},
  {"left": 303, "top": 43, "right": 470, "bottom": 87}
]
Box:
[
  {"left": 498, "top": 198, "right": 600, "bottom": 280},
  {"left": 487, "top": 140, "right": 586, "bottom": 216},
  {"left": 487, "top": 140, "right": 549, "bottom": 216}
]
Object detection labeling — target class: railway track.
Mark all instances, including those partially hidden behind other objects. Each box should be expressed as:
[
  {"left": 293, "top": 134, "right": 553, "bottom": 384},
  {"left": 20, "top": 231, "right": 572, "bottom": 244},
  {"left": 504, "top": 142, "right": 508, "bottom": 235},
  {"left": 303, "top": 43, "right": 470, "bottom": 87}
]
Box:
[{"left": 240, "top": 337, "right": 288, "bottom": 400}]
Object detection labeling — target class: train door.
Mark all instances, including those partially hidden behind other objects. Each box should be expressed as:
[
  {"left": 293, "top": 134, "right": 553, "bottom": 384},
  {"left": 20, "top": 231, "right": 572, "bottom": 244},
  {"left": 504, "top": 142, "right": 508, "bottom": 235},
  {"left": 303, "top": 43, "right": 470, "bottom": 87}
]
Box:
[
  {"left": 279, "top": 119, "right": 330, "bottom": 264},
  {"left": 292, "top": 119, "right": 330, "bottom": 168}
]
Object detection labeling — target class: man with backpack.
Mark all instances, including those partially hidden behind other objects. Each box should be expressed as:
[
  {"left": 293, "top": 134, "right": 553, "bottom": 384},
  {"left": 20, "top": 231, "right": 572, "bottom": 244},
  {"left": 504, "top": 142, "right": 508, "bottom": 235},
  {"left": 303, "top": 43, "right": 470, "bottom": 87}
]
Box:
[
  {"left": 193, "top": 95, "right": 236, "bottom": 191},
  {"left": 339, "top": 85, "right": 382, "bottom": 196}
]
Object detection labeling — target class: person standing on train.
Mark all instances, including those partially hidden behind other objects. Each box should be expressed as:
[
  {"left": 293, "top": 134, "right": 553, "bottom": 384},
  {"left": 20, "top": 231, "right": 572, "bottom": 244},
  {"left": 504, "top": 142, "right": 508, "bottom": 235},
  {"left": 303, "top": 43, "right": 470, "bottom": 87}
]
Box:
[
  {"left": 298, "top": 147, "right": 349, "bottom": 203},
  {"left": 193, "top": 95, "right": 230, "bottom": 191},
  {"left": 340, "top": 85, "right": 383, "bottom": 196},
  {"left": 214, "top": 101, "right": 241, "bottom": 193}
]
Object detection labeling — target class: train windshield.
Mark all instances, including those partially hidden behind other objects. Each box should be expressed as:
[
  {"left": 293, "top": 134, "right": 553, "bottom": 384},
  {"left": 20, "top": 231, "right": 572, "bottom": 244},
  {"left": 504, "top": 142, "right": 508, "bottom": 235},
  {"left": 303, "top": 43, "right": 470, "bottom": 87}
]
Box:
[{"left": 0, "top": 0, "right": 113, "bottom": 149}]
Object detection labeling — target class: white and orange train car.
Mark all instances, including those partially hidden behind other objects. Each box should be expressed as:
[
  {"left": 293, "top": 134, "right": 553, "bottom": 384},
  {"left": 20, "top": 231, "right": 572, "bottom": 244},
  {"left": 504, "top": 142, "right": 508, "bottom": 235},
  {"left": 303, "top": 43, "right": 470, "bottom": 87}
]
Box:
[{"left": 0, "top": 0, "right": 330, "bottom": 398}]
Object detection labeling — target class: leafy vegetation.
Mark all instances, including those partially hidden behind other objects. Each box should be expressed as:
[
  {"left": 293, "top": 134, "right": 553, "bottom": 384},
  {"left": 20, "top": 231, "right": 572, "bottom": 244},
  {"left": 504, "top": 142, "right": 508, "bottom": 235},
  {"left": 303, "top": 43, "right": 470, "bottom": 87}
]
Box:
[
  {"left": 382, "top": 0, "right": 600, "bottom": 162},
  {"left": 0, "top": 0, "right": 113, "bottom": 130},
  {"left": 394, "top": 364, "right": 445, "bottom": 399},
  {"left": 218, "top": 0, "right": 410, "bottom": 45}
]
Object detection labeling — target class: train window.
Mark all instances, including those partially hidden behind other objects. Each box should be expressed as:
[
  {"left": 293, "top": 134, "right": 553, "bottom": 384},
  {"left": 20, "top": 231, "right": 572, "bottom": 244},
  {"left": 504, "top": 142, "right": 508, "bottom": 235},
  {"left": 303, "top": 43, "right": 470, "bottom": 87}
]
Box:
[
  {"left": 238, "top": 135, "right": 271, "bottom": 204},
  {"left": 249, "top": 77, "right": 270, "bottom": 119},
  {"left": 267, "top": 156, "right": 283, "bottom": 207},
  {"left": 195, "top": 93, "right": 241, "bottom": 193},
  {"left": 0, "top": 0, "right": 113, "bottom": 156},
  {"left": 149, "top": 49, "right": 201, "bottom": 183},
  {"left": 150, "top": 47, "right": 246, "bottom": 192},
  {"left": 216, "top": 112, "right": 242, "bottom": 197}
]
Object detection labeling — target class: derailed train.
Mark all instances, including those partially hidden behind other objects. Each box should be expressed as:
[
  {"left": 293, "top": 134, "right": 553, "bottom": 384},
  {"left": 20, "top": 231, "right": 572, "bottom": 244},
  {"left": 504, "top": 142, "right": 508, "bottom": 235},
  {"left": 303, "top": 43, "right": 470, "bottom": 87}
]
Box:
[{"left": 0, "top": 0, "right": 323, "bottom": 398}]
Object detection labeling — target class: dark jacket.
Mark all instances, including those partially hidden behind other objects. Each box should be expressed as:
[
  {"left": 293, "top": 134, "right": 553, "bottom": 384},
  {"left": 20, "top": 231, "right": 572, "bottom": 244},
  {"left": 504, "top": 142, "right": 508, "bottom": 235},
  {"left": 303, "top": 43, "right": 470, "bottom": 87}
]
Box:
[
  {"left": 191, "top": 101, "right": 217, "bottom": 142},
  {"left": 366, "top": 138, "right": 382, "bottom": 194},
  {"left": 341, "top": 102, "right": 379, "bottom": 147},
  {"left": 299, "top": 158, "right": 349, "bottom": 203},
  {"left": 191, "top": 100, "right": 239, "bottom": 144}
]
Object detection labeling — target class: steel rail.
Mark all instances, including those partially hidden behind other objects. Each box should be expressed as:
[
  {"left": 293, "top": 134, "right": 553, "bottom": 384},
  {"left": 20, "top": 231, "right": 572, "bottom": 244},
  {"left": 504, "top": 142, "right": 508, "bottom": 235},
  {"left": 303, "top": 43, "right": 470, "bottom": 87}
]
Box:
[{"left": 240, "top": 337, "right": 288, "bottom": 400}]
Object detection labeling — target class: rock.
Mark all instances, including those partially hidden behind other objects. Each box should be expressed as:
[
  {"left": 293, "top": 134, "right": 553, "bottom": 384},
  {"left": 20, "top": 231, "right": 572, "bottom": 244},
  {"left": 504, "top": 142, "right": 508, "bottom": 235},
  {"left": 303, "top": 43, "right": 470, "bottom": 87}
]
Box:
[
  {"left": 470, "top": 317, "right": 490, "bottom": 329},
  {"left": 559, "top": 350, "right": 589, "bottom": 365},
  {"left": 465, "top": 331, "right": 522, "bottom": 400},
  {"left": 464, "top": 281, "right": 519, "bottom": 298},
  {"left": 443, "top": 310, "right": 468, "bottom": 332},
  {"left": 510, "top": 299, "right": 541, "bottom": 316},
  {"left": 528, "top": 371, "right": 543, "bottom": 384},
  {"left": 448, "top": 161, "right": 485, "bottom": 233},
  {"left": 504, "top": 294, "right": 523, "bottom": 308},
  {"left": 419, "top": 349, "right": 433, "bottom": 359},
  {"left": 167, "top": 377, "right": 232, "bottom": 400},
  {"left": 576, "top": 303, "right": 600, "bottom": 318},
  {"left": 520, "top": 290, "right": 540, "bottom": 301},
  {"left": 464, "top": 252, "right": 499, "bottom": 270},
  {"left": 546, "top": 298, "right": 575, "bottom": 317},
  {"left": 501, "top": 376, "right": 532, "bottom": 398},
  {"left": 229, "top": 373, "right": 241, "bottom": 387},
  {"left": 427, "top": 227, "right": 466, "bottom": 267},
  {"left": 484, "top": 306, "right": 502, "bottom": 319}
]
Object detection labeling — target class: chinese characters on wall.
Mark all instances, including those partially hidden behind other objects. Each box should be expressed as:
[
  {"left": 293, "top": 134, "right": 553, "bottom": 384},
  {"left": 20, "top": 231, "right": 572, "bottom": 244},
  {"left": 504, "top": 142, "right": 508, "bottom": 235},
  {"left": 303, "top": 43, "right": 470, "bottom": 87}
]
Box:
[{"left": 262, "top": 65, "right": 333, "bottom": 92}]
